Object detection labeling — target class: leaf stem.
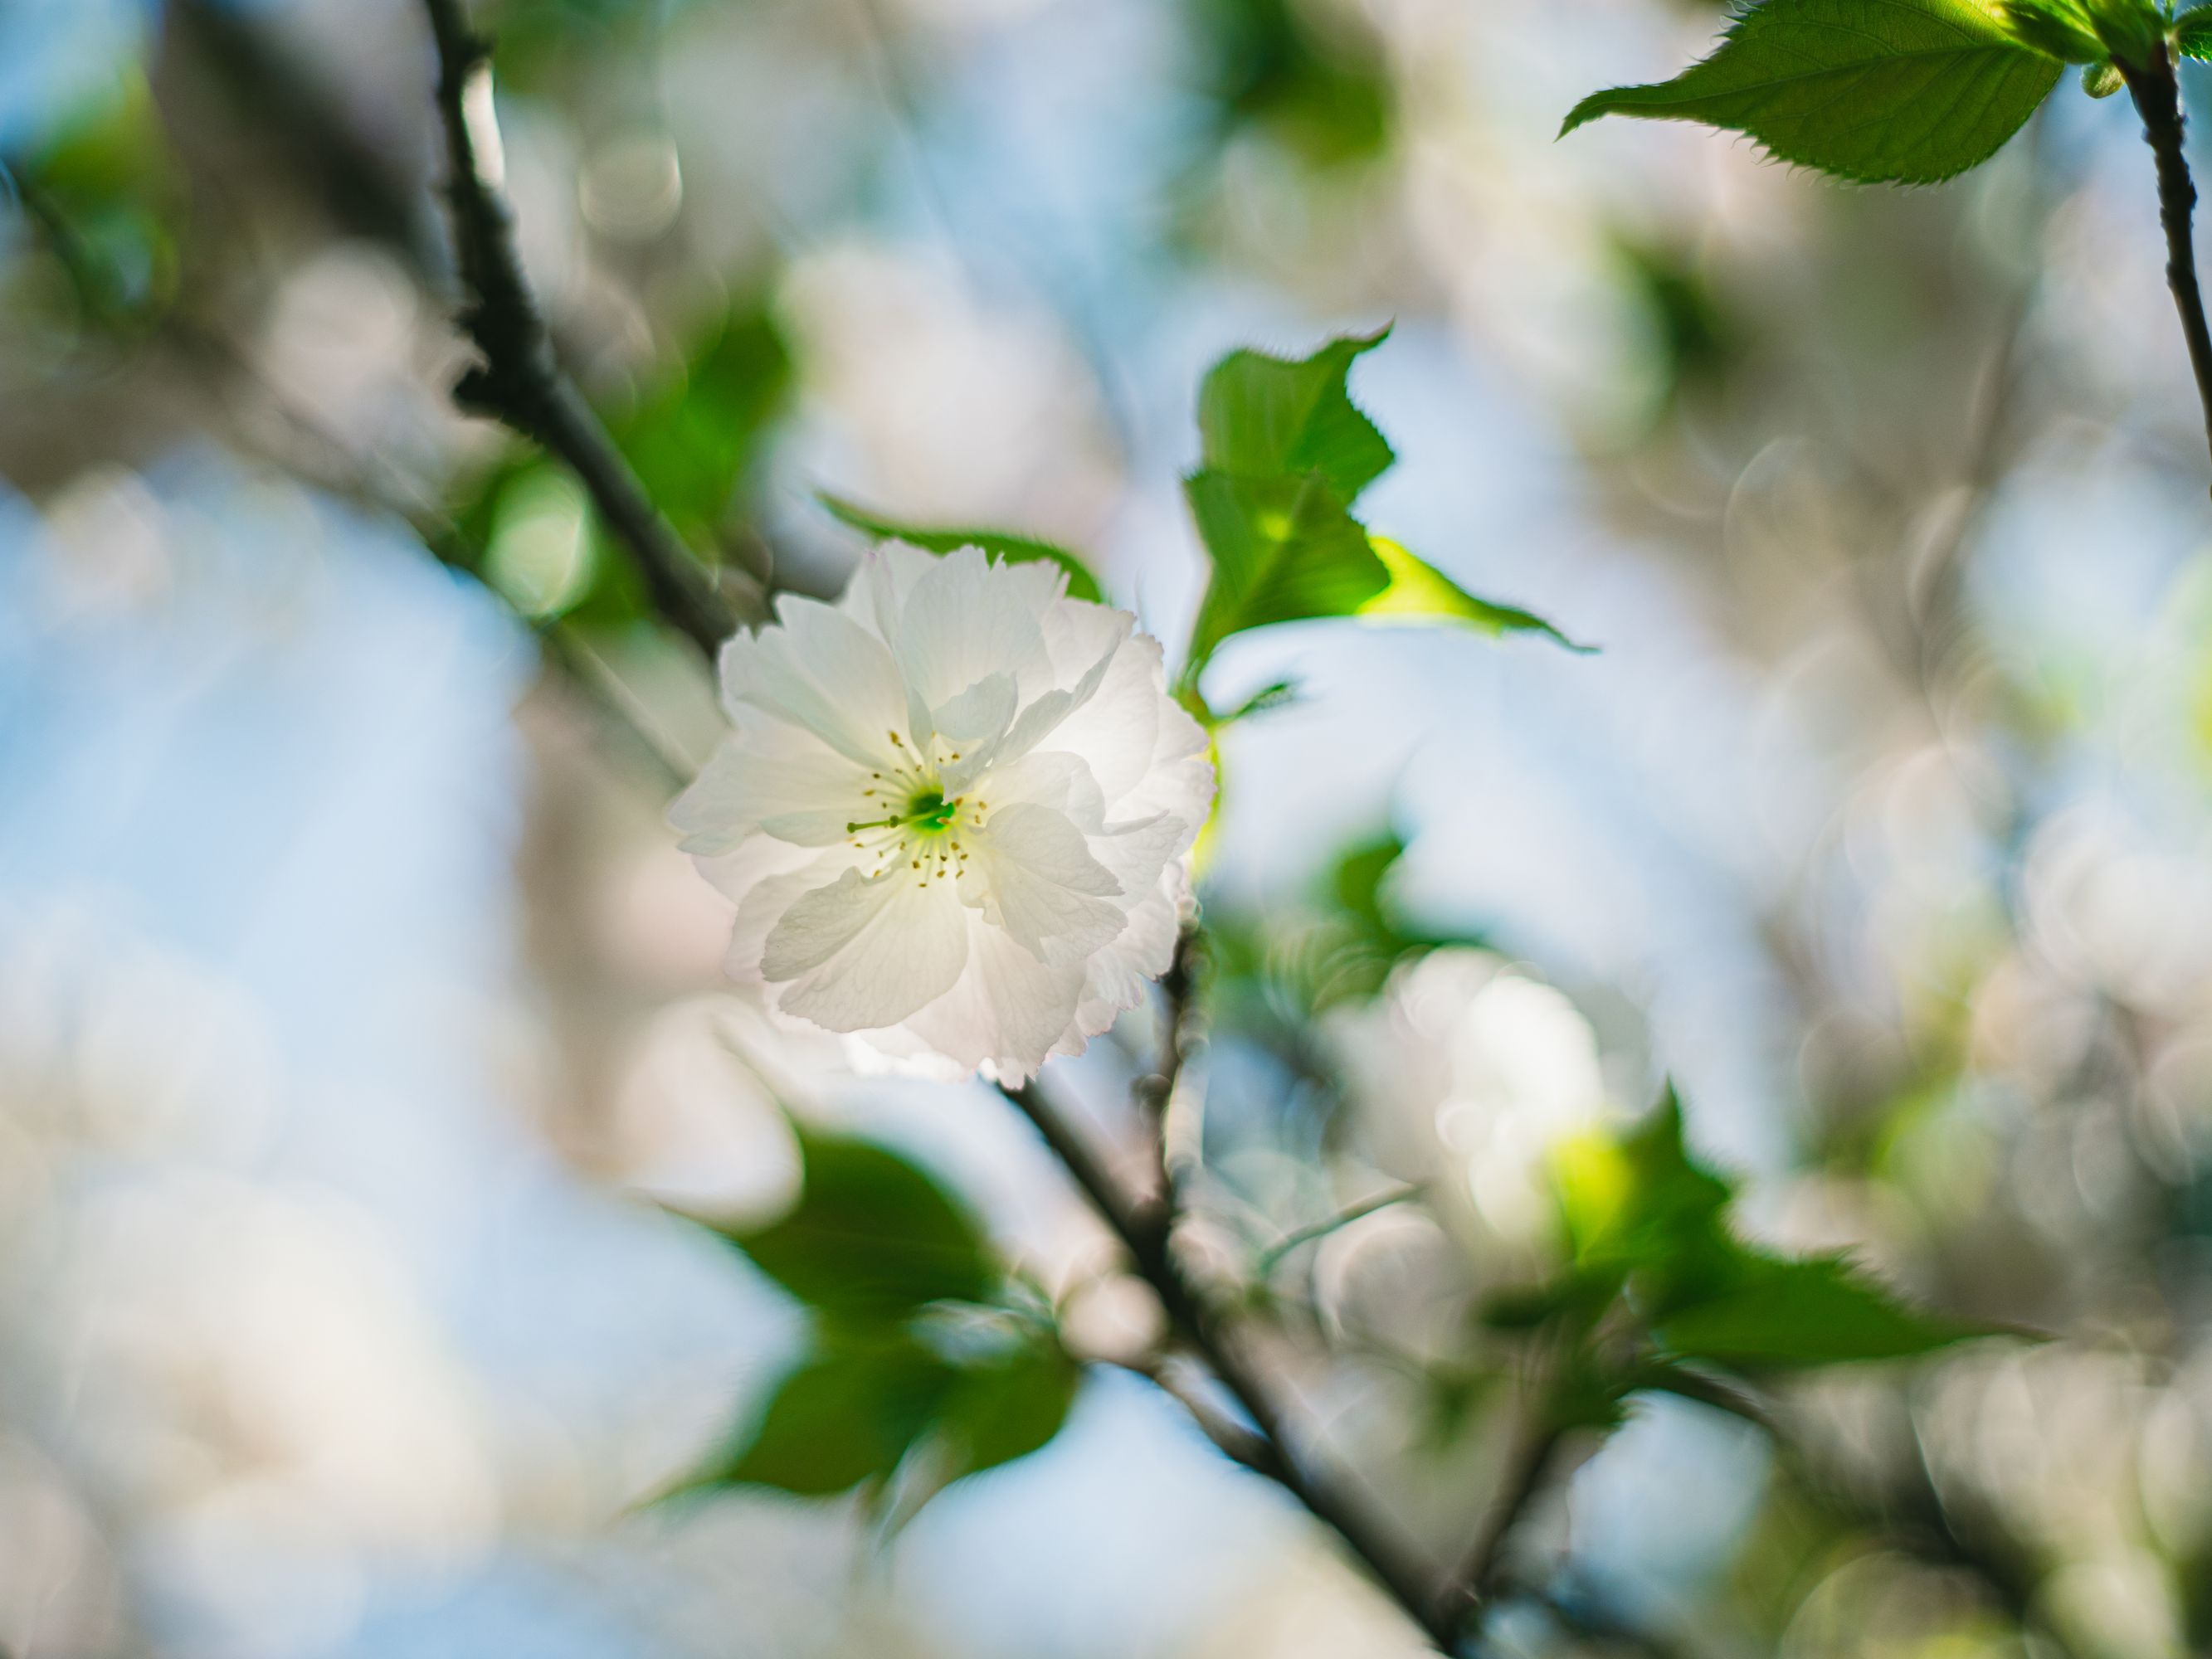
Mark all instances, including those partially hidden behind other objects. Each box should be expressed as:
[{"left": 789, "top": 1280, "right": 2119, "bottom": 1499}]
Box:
[
  {"left": 1254, "top": 1184, "right": 1423, "bottom": 1278},
  {"left": 417, "top": 0, "right": 749, "bottom": 658},
  {"left": 2123, "top": 41, "right": 2212, "bottom": 475}
]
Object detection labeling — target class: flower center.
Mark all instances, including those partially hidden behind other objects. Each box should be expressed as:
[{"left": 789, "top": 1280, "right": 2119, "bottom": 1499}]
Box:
[
  {"left": 901, "top": 786, "right": 958, "bottom": 835},
  {"left": 844, "top": 742, "right": 991, "bottom": 887}
]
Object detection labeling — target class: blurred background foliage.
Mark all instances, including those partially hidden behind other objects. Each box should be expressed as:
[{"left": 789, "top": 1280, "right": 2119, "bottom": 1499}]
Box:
[{"left": 8, "top": 0, "right": 2212, "bottom": 1657}]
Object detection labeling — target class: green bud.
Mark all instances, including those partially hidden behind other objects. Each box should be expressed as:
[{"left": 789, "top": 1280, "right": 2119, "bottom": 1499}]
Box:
[{"left": 2082, "top": 58, "right": 2127, "bottom": 93}]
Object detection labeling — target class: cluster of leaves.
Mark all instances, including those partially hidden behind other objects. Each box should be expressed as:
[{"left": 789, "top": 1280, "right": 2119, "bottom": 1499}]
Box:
[
  {"left": 1564, "top": 0, "right": 2212, "bottom": 187},
  {"left": 1485, "top": 1090, "right": 1998, "bottom": 1432},
  {"left": 452, "top": 299, "right": 791, "bottom": 624},
  {"left": 829, "top": 328, "right": 1583, "bottom": 725},
  {"left": 673, "top": 1124, "right": 1080, "bottom": 1510}
]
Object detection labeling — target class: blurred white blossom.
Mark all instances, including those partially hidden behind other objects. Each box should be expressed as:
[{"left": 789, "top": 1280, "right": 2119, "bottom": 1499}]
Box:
[
  {"left": 1333, "top": 948, "right": 1615, "bottom": 1273},
  {"left": 673, "top": 544, "right": 1212, "bottom": 1081}
]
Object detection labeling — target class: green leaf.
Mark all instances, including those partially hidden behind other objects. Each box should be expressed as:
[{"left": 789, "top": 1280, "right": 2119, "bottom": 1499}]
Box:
[
  {"left": 611, "top": 304, "right": 792, "bottom": 554},
  {"left": 1196, "top": 328, "right": 1395, "bottom": 505},
  {"left": 1331, "top": 830, "right": 1408, "bottom": 930},
  {"left": 714, "top": 1125, "right": 997, "bottom": 1321},
  {"left": 1997, "top": 0, "right": 2109, "bottom": 61},
  {"left": 1561, "top": 0, "right": 2063, "bottom": 186},
  {"left": 1183, "top": 469, "right": 1388, "bottom": 664},
  {"left": 819, "top": 494, "right": 1106, "bottom": 603},
  {"left": 710, "top": 1332, "right": 957, "bottom": 1496},
  {"left": 1357, "top": 538, "right": 1591, "bottom": 651},
  {"left": 1655, "top": 1255, "right": 1990, "bottom": 1369},
  {"left": 936, "top": 1335, "right": 1083, "bottom": 1481},
  {"left": 2178, "top": 5, "right": 2212, "bottom": 60},
  {"left": 1556, "top": 1086, "right": 1734, "bottom": 1270}
]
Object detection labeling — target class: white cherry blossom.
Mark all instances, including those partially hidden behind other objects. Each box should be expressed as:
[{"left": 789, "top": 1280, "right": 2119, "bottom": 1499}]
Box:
[{"left": 671, "top": 543, "right": 1213, "bottom": 1081}]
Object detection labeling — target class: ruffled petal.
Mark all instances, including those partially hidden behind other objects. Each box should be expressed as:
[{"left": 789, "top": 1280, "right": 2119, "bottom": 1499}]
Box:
[
  {"left": 902, "top": 915, "right": 1088, "bottom": 1082},
  {"left": 670, "top": 732, "right": 871, "bottom": 852},
  {"left": 959, "top": 801, "right": 1125, "bottom": 960},
  {"left": 894, "top": 547, "right": 1052, "bottom": 711},
  {"left": 722, "top": 596, "right": 911, "bottom": 767},
  {"left": 763, "top": 867, "right": 972, "bottom": 1030}
]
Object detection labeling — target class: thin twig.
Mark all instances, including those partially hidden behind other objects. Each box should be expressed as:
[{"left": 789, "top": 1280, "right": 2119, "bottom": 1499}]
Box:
[
  {"left": 997, "top": 1078, "right": 1462, "bottom": 1653},
  {"left": 417, "top": 0, "right": 749, "bottom": 658},
  {"left": 2122, "top": 41, "right": 2212, "bottom": 476},
  {"left": 1255, "top": 1184, "right": 1423, "bottom": 1278}
]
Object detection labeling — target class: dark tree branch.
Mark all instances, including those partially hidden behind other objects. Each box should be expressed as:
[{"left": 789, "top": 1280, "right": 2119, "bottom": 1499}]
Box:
[
  {"left": 417, "top": 0, "right": 747, "bottom": 659},
  {"left": 2123, "top": 41, "right": 2212, "bottom": 475},
  {"left": 996, "top": 1078, "right": 1463, "bottom": 1654}
]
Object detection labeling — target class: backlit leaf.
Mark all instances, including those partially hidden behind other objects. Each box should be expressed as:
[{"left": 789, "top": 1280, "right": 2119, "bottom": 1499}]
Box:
[
  {"left": 1196, "top": 328, "right": 1395, "bottom": 505},
  {"left": 2179, "top": 3, "right": 2212, "bottom": 59},
  {"left": 1357, "top": 537, "right": 1590, "bottom": 650},
  {"left": 1562, "top": 0, "right": 2063, "bottom": 186},
  {"left": 1183, "top": 469, "right": 1387, "bottom": 664}
]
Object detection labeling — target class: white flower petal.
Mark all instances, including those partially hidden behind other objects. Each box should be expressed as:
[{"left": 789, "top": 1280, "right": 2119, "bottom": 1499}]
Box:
[
  {"left": 676, "top": 546, "right": 1216, "bottom": 1078},
  {"left": 904, "top": 917, "right": 1088, "bottom": 1082},
  {"left": 723, "top": 596, "right": 911, "bottom": 766},
  {"left": 671, "top": 732, "right": 873, "bottom": 852},
  {"left": 894, "top": 546, "right": 1051, "bottom": 709},
  {"left": 961, "top": 801, "right": 1125, "bottom": 960},
  {"left": 763, "top": 868, "right": 971, "bottom": 1030}
]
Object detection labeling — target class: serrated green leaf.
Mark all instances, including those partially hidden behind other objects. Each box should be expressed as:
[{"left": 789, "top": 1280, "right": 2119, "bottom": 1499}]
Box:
[
  {"left": 1997, "top": 0, "right": 2108, "bottom": 61},
  {"left": 2178, "top": 4, "right": 2212, "bottom": 59},
  {"left": 1655, "top": 1254, "right": 1990, "bottom": 1368},
  {"left": 1561, "top": 0, "right": 2063, "bottom": 186},
  {"left": 715, "top": 1126, "right": 996, "bottom": 1321},
  {"left": 1196, "top": 328, "right": 1395, "bottom": 505},
  {"left": 819, "top": 494, "right": 1105, "bottom": 603},
  {"left": 1184, "top": 469, "right": 1389, "bottom": 664},
  {"left": 710, "top": 1332, "right": 957, "bottom": 1496},
  {"left": 937, "top": 1335, "right": 1083, "bottom": 1481},
  {"left": 1556, "top": 1086, "right": 1734, "bottom": 1269},
  {"left": 1357, "top": 538, "right": 1591, "bottom": 651}
]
